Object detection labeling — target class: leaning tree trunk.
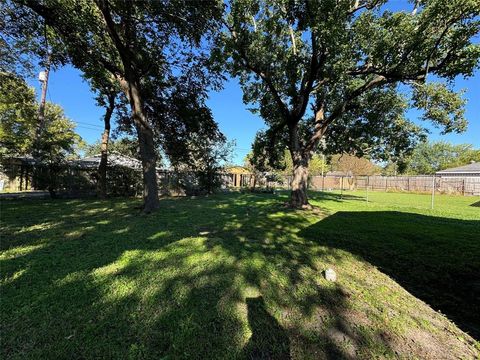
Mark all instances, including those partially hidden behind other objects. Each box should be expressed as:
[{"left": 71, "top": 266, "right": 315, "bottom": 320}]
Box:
[
  {"left": 95, "top": 1, "right": 159, "bottom": 212},
  {"left": 127, "top": 78, "right": 160, "bottom": 213},
  {"left": 97, "top": 93, "right": 115, "bottom": 199}
]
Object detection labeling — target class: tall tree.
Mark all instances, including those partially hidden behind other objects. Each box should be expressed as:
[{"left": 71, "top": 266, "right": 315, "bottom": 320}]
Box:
[
  {"left": 403, "top": 141, "right": 480, "bottom": 174},
  {"left": 219, "top": 0, "right": 479, "bottom": 208},
  {"left": 0, "top": 73, "right": 37, "bottom": 158},
  {"left": 0, "top": 73, "right": 82, "bottom": 160},
  {"left": 96, "top": 89, "right": 117, "bottom": 199},
  {"left": 330, "top": 154, "right": 380, "bottom": 176},
  {"left": 0, "top": 73, "right": 83, "bottom": 197},
  {"left": 83, "top": 69, "right": 120, "bottom": 199},
  {"left": 11, "top": 0, "right": 223, "bottom": 212}
]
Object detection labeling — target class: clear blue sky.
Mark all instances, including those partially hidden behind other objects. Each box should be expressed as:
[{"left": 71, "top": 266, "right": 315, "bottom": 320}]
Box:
[{"left": 28, "top": 64, "right": 479, "bottom": 165}]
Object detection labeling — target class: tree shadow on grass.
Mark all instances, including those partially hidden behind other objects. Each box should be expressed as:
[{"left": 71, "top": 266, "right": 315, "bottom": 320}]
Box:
[
  {"left": 308, "top": 191, "right": 365, "bottom": 203},
  {"left": 299, "top": 210, "right": 480, "bottom": 339},
  {"left": 2, "top": 194, "right": 330, "bottom": 358},
  {"left": 244, "top": 296, "right": 291, "bottom": 360},
  {"left": 1, "top": 194, "right": 477, "bottom": 359}
]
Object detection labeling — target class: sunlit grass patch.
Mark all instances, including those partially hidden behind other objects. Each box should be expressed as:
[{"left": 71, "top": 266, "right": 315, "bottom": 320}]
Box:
[{"left": 1, "top": 192, "right": 479, "bottom": 359}]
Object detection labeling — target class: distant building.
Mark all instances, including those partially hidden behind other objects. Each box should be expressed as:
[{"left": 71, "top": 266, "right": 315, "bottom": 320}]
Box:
[
  {"left": 0, "top": 156, "right": 37, "bottom": 191},
  {"left": 70, "top": 153, "right": 143, "bottom": 171},
  {"left": 224, "top": 166, "right": 252, "bottom": 187},
  {"left": 436, "top": 162, "right": 480, "bottom": 177},
  {"left": 0, "top": 153, "right": 144, "bottom": 192}
]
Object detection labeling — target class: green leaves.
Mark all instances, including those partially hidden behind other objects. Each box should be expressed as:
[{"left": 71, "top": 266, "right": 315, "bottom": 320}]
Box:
[
  {"left": 403, "top": 141, "right": 480, "bottom": 174},
  {"left": 0, "top": 74, "right": 37, "bottom": 158},
  {"left": 0, "top": 73, "right": 82, "bottom": 160},
  {"left": 412, "top": 83, "right": 467, "bottom": 134},
  {"left": 221, "top": 0, "right": 479, "bottom": 167}
]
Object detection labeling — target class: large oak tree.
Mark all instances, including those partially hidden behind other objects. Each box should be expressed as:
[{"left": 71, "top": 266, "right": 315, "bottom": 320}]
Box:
[
  {"left": 219, "top": 0, "right": 479, "bottom": 208},
  {"left": 12, "top": 0, "right": 223, "bottom": 212}
]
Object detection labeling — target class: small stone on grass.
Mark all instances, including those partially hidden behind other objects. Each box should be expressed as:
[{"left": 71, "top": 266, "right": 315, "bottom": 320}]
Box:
[{"left": 324, "top": 268, "right": 337, "bottom": 282}]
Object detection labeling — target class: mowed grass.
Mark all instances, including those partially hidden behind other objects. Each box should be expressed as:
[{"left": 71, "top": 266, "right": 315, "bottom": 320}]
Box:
[{"left": 1, "top": 191, "right": 479, "bottom": 359}]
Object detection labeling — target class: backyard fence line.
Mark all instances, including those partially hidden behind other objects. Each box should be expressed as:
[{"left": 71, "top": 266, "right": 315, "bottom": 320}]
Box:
[
  {"left": 228, "top": 174, "right": 480, "bottom": 196},
  {"left": 2, "top": 162, "right": 480, "bottom": 197},
  {"left": 323, "top": 175, "right": 479, "bottom": 196}
]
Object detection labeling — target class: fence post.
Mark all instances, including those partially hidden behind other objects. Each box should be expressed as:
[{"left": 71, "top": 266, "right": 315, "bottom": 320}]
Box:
[
  {"left": 431, "top": 176, "right": 435, "bottom": 210},
  {"left": 366, "top": 176, "right": 369, "bottom": 203},
  {"left": 340, "top": 176, "right": 344, "bottom": 199},
  {"left": 322, "top": 175, "right": 325, "bottom": 191},
  {"left": 463, "top": 178, "right": 465, "bottom": 196},
  {"left": 385, "top": 176, "right": 388, "bottom": 192}
]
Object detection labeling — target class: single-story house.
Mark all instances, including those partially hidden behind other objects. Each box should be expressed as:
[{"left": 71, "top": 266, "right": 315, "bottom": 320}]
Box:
[
  {"left": 0, "top": 153, "right": 144, "bottom": 192},
  {"left": 70, "top": 153, "right": 143, "bottom": 171},
  {"left": 436, "top": 162, "right": 480, "bottom": 177}
]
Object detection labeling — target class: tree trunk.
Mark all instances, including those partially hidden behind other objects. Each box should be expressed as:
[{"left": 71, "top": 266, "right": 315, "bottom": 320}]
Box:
[
  {"left": 133, "top": 112, "right": 159, "bottom": 212},
  {"left": 290, "top": 149, "right": 310, "bottom": 208},
  {"left": 97, "top": 128, "right": 109, "bottom": 199},
  {"left": 117, "top": 71, "right": 160, "bottom": 213},
  {"left": 288, "top": 105, "right": 326, "bottom": 208},
  {"left": 128, "top": 84, "right": 159, "bottom": 213},
  {"left": 288, "top": 123, "right": 311, "bottom": 208},
  {"left": 96, "top": 2, "right": 159, "bottom": 212},
  {"left": 97, "top": 93, "right": 115, "bottom": 199}
]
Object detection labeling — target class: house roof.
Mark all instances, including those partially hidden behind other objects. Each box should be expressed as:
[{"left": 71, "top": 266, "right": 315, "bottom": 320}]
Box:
[
  {"left": 70, "top": 153, "right": 143, "bottom": 170},
  {"left": 1, "top": 155, "right": 38, "bottom": 165},
  {"left": 225, "top": 166, "right": 251, "bottom": 174},
  {"left": 436, "top": 162, "right": 480, "bottom": 175},
  {"left": 1, "top": 153, "right": 170, "bottom": 172}
]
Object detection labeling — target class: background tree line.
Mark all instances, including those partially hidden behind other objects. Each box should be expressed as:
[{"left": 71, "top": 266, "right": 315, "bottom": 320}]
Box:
[{"left": 385, "top": 141, "right": 480, "bottom": 175}]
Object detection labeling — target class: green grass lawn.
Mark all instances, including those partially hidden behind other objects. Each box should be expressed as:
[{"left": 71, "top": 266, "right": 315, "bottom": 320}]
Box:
[{"left": 1, "top": 191, "right": 479, "bottom": 359}]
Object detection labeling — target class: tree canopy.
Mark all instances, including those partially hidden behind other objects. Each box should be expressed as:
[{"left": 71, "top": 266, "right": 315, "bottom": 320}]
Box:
[
  {"left": 8, "top": 0, "right": 225, "bottom": 211},
  {"left": 329, "top": 154, "right": 380, "bottom": 176},
  {"left": 218, "top": 0, "right": 479, "bottom": 207},
  {"left": 403, "top": 141, "right": 480, "bottom": 174},
  {"left": 0, "top": 73, "right": 82, "bottom": 161}
]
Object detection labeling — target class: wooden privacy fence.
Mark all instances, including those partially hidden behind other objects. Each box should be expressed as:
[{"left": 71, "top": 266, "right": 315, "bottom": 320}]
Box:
[
  {"left": 272, "top": 175, "right": 480, "bottom": 196},
  {"left": 221, "top": 173, "right": 480, "bottom": 196},
  {"left": 2, "top": 162, "right": 479, "bottom": 196}
]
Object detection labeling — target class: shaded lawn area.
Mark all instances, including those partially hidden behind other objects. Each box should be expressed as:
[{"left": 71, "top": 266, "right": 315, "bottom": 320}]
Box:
[{"left": 1, "top": 191, "right": 479, "bottom": 359}]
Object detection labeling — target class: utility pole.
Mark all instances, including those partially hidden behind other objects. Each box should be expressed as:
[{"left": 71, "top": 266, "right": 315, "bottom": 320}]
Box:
[
  {"left": 34, "top": 18, "right": 52, "bottom": 156},
  {"left": 340, "top": 176, "right": 344, "bottom": 199},
  {"left": 32, "top": 21, "right": 52, "bottom": 193},
  {"left": 34, "top": 51, "right": 51, "bottom": 148},
  {"left": 320, "top": 138, "right": 326, "bottom": 192}
]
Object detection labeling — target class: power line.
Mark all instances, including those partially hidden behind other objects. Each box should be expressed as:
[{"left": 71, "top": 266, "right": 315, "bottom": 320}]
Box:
[
  {"left": 74, "top": 120, "right": 103, "bottom": 128},
  {"left": 75, "top": 125, "right": 103, "bottom": 131}
]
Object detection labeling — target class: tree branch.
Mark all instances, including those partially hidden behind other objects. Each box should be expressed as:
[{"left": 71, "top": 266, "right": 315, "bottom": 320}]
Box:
[
  {"left": 304, "top": 102, "right": 326, "bottom": 154},
  {"left": 21, "top": 0, "right": 122, "bottom": 76},
  {"left": 412, "top": 0, "right": 420, "bottom": 15},
  {"left": 325, "top": 74, "right": 388, "bottom": 127},
  {"left": 224, "top": 19, "right": 291, "bottom": 121},
  {"left": 94, "top": 0, "right": 130, "bottom": 66},
  {"left": 348, "top": 0, "right": 383, "bottom": 16}
]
